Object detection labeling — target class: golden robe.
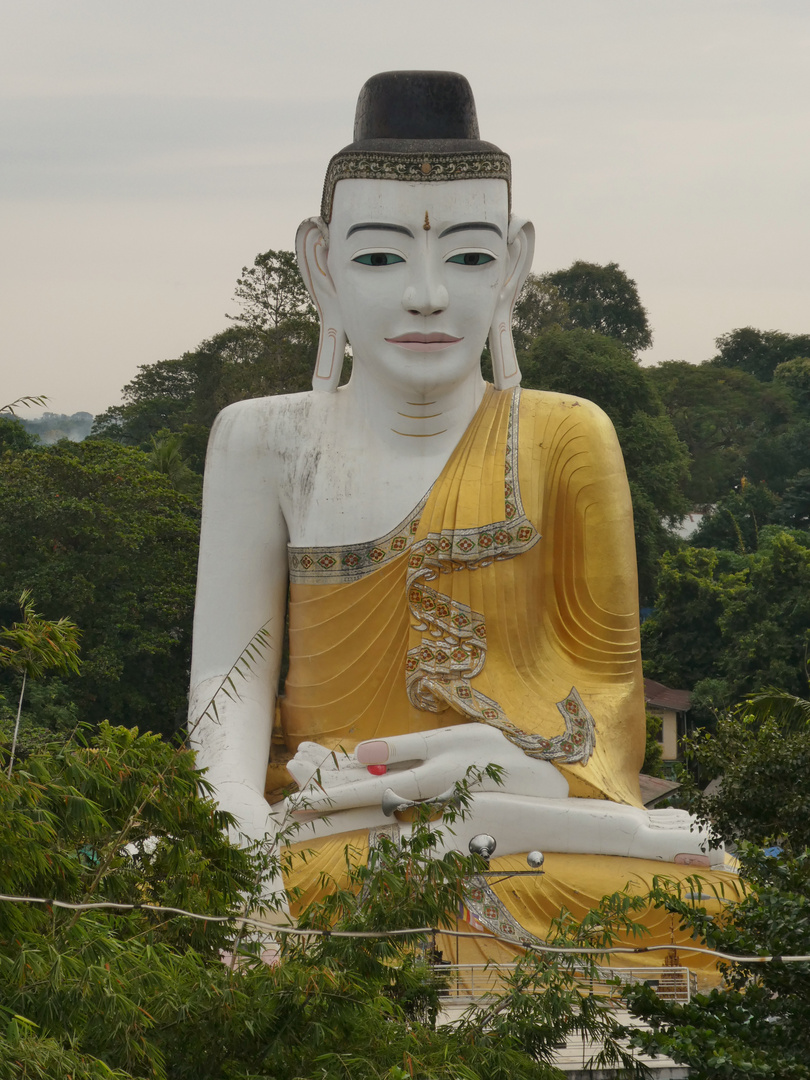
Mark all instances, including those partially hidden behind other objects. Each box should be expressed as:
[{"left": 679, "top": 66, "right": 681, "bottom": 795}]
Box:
[
  {"left": 277, "top": 387, "right": 738, "bottom": 981},
  {"left": 281, "top": 385, "right": 645, "bottom": 807}
]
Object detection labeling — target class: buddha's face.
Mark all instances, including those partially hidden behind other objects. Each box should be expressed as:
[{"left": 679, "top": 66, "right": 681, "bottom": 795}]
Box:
[{"left": 326, "top": 178, "right": 510, "bottom": 394}]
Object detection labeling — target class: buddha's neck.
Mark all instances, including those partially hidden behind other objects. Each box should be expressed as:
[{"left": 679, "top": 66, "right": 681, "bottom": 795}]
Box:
[{"left": 347, "top": 367, "right": 487, "bottom": 454}]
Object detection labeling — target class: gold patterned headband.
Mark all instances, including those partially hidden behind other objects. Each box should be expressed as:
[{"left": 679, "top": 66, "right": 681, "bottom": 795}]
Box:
[{"left": 321, "top": 149, "right": 511, "bottom": 223}]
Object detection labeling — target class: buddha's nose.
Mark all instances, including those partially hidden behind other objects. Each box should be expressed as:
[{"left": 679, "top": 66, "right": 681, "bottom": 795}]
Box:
[{"left": 402, "top": 273, "right": 449, "bottom": 317}]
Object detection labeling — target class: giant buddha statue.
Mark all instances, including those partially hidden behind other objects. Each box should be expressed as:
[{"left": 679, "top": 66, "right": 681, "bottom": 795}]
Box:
[{"left": 189, "top": 73, "right": 730, "bottom": 959}]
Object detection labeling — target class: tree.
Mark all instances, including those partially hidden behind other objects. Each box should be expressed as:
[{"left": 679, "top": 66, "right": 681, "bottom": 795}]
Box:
[
  {"left": 146, "top": 432, "right": 201, "bottom": 495},
  {"left": 689, "top": 480, "right": 782, "bottom": 553},
  {"left": 779, "top": 468, "right": 810, "bottom": 530},
  {"left": 0, "top": 589, "right": 81, "bottom": 775},
  {"left": 643, "top": 528, "right": 810, "bottom": 714},
  {"left": 641, "top": 546, "right": 740, "bottom": 693},
  {"left": 14, "top": 411, "right": 94, "bottom": 444},
  {"left": 93, "top": 268, "right": 325, "bottom": 469},
  {"left": 646, "top": 360, "right": 796, "bottom": 504},
  {"left": 543, "top": 261, "right": 653, "bottom": 354},
  {"left": 714, "top": 528, "right": 810, "bottom": 701},
  {"left": 0, "top": 441, "right": 200, "bottom": 737},
  {"left": 681, "top": 690, "right": 810, "bottom": 850},
  {"left": 0, "top": 416, "right": 39, "bottom": 453},
  {"left": 520, "top": 327, "right": 690, "bottom": 601},
  {"left": 624, "top": 691, "right": 810, "bottom": 1076},
  {"left": 0, "top": 727, "right": 646, "bottom": 1079},
  {"left": 774, "top": 355, "right": 810, "bottom": 413},
  {"left": 711, "top": 327, "right": 810, "bottom": 383},
  {"left": 0, "top": 397, "right": 49, "bottom": 454},
  {"left": 0, "top": 723, "right": 261, "bottom": 1078},
  {"left": 227, "top": 248, "right": 316, "bottom": 335},
  {"left": 642, "top": 711, "right": 666, "bottom": 778},
  {"left": 512, "top": 273, "right": 572, "bottom": 351}
]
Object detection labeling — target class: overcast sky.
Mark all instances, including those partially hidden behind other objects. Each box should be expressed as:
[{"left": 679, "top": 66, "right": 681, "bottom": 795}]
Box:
[{"left": 2, "top": 0, "right": 809, "bottom": 417}]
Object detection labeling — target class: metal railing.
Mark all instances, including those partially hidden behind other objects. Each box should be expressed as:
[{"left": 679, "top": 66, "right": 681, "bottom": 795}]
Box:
[{"left": 436, "top": 962, "right": 696, "bottom": 1004}]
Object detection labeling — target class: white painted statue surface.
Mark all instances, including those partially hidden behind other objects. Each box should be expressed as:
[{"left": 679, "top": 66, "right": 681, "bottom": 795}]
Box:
[{"left": 188, "top": 72, "right": 720, "bottom": 886}]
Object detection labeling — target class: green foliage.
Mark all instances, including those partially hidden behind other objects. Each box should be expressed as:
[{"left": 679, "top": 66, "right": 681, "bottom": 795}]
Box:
[
  {"left": 91, "top": 324, "right": 316, "bottom": 466},
  {"left": 0, "top": 677, "right": 79, "bottom": 760},
  {"left": 679, "top": 703, "right": 810, "bottom": 851},
  {"left": 520, "top": 327, "right": 689, "bottom": 601},
  {"left": 689, "top": 480, "right": 782, "bottom": 553},
  {"left": 0, "top": 589, "right": 82, "bottom": 774},
  {"left": 145, "top": 433, "right": 201, "bottom": 495},
  {"left": 642, "top": 711, "right": 665, "bottom": 778},
  {"left": 0, "top": 441, "right": 199, "bottom": 736},
  {"left": 0, "top": 416, "right": 39, "bottom": 453},
  {"left": 0, "top": 733, "right": 647, "bottom": 1080},
  {"left": 227, "top": 248, "right": 315, "bottom": 334},
  {"left": 643, "top": 529, "right": 810, "bottom": 712},
  {"left": 646, "top": 360, "right": 796, "bottom": 504},
  {"left": 0, "top": 724, "right": 264, "bottom": 1079},
  {"left": 13, "top": 411, "right": 94, "bottom": 445},
  {"left": 780, "top": 467, "right": 810, "bottom": 529},
  {"left": 0, "top": 395, "right": 49, "bottom": 416},
  {"left": 774, "top": 355, "right": 810, "bottom": 413},
  {"left": 0, "top": 589, "right": 82, "bottom": 682},
  {"left": 512, "top": 273, "right": 572, "bottom": 351},
  {"left": 624, "top": 693, "right": 810, "bottom": 1076},
  {"left": 712, "top": 326, "right": 810, "bottom": 382},
  {"left": 543, "top": 260, "right": 653, "bottom": 354},
  {"left": 93, "top": 251, "right": 336, "bottom": 466},
  {"left": 641, "top": 543, "right": 737, "bottom": 695}
]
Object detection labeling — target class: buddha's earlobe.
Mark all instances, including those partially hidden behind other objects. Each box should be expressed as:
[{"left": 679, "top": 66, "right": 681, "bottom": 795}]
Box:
[
  {"left": 489, "top": 217, "right": 535, "bottom": 390},
  {"left": 295, "top": 217, "right": 347, "bottom": 393}
]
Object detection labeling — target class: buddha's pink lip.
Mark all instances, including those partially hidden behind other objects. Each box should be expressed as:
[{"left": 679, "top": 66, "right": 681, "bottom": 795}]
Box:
[{"left": 385, "top": 333, "right": 463, "bottom": 352}]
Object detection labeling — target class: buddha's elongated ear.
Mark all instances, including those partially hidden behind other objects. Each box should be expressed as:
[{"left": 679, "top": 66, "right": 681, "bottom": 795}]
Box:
[
  {"left": 489, "top": 217, "right": 535, "bottom": 390},
  {"left": 296, "top": 217, "right": 347, "bottom": 393}
]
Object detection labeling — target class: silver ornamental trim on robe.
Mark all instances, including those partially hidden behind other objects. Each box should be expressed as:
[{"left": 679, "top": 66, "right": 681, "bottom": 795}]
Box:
[
  {"left": 404, "top": 391, "right": 596, "bottom": 765},
  {"left": 463, "top": 875, "right": 545, "bottom": 947}
]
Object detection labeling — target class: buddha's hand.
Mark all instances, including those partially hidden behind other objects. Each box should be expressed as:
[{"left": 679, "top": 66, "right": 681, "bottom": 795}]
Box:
[{"left": 285, "top": 725, "right": 569, "bottom": 818}]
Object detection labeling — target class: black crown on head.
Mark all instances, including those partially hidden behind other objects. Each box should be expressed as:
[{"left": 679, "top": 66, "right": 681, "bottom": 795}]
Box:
[{"left": 321, "top": 71, "right": 510, "bottom": 222}]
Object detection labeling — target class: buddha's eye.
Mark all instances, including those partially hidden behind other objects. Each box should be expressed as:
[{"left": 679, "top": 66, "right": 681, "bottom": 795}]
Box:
[
  {"left": 353, "top": 252, "right": 405, "bottom": 267},
  {"left": 446, "top": 252, "right": 496, "bottom": 266}
]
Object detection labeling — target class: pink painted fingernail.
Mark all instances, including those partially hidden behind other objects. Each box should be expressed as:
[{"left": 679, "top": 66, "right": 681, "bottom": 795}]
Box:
[{"left": 357, "top": 740, "right": 388, "bottom": 764}]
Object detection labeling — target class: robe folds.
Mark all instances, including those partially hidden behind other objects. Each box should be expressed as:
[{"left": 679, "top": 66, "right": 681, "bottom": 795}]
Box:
[{"left": 280, "top": 384, "right": 645, "bottom": 808}]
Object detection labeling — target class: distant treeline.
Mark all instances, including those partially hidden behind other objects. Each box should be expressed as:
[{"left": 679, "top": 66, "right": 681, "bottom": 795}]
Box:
[{"left": 0, "top": 411, "right": 94, "bottom": 444}]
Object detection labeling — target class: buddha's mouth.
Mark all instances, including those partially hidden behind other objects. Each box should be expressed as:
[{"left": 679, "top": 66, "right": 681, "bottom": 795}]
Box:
[{"left": 385, "top": 333, "right": 463, "bottom": 353}]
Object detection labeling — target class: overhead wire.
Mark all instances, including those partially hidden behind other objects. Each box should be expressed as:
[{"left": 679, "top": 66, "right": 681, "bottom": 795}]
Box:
[{"left": 1, "top": 893, "right": 808, "bottom": 964}]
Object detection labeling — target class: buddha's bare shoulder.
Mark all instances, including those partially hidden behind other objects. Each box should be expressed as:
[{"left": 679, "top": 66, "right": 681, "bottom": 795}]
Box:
[{"left": 207, "top": 390, "right": 339, "bottom": 455}]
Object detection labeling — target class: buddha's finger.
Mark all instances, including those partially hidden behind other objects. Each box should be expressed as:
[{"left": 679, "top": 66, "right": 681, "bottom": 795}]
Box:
[
  {"left": 286, "top": 758, "right": 320, "bottom": 787},
  {"left": 356, "top": 733, "right": 430, "bottom": 765},
  {"left": 287, "top": 774, "right": 398, "bottom": 815}
]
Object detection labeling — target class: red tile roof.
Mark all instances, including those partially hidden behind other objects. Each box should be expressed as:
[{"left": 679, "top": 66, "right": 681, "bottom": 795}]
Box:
[
  {"left": 639, "top": 772, "right": 682, "bottom": 807},
  {"left": 644, "top": 678, "right": 692, "bottom": 712}
]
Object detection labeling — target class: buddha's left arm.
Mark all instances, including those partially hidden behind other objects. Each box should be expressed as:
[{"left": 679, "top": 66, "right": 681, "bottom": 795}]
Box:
[{"left": 520, "top": 391, "right": 642, "bottom": 681}]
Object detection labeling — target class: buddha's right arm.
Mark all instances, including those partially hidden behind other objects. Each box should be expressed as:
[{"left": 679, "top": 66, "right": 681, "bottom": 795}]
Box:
[{"left": 187, "top": 400, "right": 289, "bottom": 845}]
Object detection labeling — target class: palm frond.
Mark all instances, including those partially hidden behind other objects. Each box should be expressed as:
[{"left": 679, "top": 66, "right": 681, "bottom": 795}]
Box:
[
  {"left": 744, "top": 687, "right": 810, "bottom": 733},
  {"left": 0, "top": 395, "right": 48, "bottom": 416}
]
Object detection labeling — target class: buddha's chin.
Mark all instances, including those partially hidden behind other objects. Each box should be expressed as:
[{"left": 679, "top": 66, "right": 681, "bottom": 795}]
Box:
[{"left": 358, "top": 346, "right": 485, "bottom": 396}]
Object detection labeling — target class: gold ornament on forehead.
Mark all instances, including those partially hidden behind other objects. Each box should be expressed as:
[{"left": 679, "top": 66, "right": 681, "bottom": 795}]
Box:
[{"left": 423, "top": 211, "right": 431, "bottom": 231}]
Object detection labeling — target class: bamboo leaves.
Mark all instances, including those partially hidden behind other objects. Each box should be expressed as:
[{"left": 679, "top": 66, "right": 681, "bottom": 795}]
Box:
[{"left": 1, "top": 590, "right": 81, "bottom": 776}]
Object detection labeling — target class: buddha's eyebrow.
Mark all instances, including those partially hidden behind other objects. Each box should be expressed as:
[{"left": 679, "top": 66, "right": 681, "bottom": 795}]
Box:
[
  {"left": 438, "top": 221, "right": 503, "bottom": 239},
  {"left": 346, "top": 222, "right": 414, "bottom": 239}
]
